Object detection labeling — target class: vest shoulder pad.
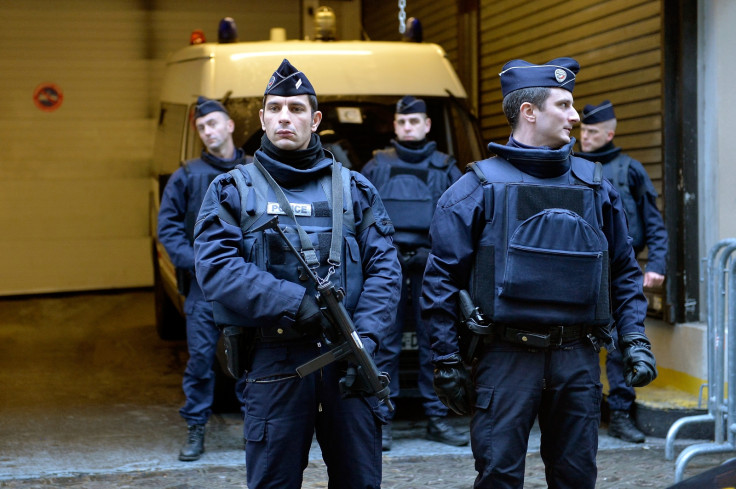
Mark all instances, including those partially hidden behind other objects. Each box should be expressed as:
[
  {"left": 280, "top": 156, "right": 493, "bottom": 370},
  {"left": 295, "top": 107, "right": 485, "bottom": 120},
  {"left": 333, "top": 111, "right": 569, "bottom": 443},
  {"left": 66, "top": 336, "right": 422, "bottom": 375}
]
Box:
[
  {"left": 570, "top": 157, "right": 603, "bottom": 187},
  {"left": 428, "top": 151, "right": 454, "bottom": 170}
]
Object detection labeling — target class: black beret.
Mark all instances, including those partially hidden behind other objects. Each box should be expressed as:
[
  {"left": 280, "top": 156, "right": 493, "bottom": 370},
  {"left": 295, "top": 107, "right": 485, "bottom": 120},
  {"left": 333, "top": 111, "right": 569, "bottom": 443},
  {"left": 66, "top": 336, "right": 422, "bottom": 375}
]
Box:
[
  {"left": 265, "top": 59, "right": 316, "bottom": 97},
  {"left": 396, "top": 95, "right": 427, "bottom": 114},
  {"left": 194, "top": 96, "right": 228, "bottom": 119},
  {"left": 581, "top": 100, "right": 616, "bottom": 124},
  {"left": 499, "top": 57, "right": 580, "bottom": 97}
]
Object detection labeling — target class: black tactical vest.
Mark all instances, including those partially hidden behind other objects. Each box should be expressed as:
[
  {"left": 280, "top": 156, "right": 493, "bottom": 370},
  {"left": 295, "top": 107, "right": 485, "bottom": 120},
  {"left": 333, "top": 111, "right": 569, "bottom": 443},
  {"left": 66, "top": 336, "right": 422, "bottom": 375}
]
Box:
[{"left": 469, "top": 156, "right": 612, "bottom": 327}]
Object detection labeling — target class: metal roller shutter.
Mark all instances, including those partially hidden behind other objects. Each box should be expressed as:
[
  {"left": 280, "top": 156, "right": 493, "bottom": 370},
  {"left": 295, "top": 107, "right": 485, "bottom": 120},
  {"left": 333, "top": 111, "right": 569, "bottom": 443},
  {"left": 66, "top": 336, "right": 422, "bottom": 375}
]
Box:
[{"left": 479, "top": 0, "right": 663, "bottom": 196}]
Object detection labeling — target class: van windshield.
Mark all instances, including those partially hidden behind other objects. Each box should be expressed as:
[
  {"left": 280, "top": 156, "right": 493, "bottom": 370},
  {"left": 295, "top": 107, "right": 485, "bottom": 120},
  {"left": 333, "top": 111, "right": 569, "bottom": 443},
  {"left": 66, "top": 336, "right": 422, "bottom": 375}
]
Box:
[{"left": 216, "top": 96, "right": 484, "bottom": 172}]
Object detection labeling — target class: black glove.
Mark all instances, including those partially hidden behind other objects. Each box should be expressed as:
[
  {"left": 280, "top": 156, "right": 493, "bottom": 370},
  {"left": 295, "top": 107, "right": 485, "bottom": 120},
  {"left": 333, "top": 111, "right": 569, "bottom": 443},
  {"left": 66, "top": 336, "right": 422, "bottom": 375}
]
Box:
[
  {"left": 294, "top": 294, "right": 330, "bottom": 337},
  {"left": 621, "top": 332, "right": 658, "bottom": 387},
  {"left": 433, "top": 352, "right": 473, "bottom": 415},
  {"left": 338, "top": 365, "right": 375, "bottom": 398}
]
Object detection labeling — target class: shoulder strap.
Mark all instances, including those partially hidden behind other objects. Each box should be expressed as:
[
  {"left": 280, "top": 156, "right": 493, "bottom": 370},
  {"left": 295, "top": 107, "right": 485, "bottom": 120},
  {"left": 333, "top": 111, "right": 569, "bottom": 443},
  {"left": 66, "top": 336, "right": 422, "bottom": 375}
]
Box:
[
  {"left": 466, "top": 161, "right": 488, "bottom": 184},
  {"left": 466, "top": 161, "right": 493, "bottom": 221},
  {"left": 442, "top": 155, "right": 456, "bottom": 176},
  {"left": 593, "top": 161, "right": 603, "bottom": 185},
  {"left": 615, "top": 154, "right": 631, "bottom": 187}
]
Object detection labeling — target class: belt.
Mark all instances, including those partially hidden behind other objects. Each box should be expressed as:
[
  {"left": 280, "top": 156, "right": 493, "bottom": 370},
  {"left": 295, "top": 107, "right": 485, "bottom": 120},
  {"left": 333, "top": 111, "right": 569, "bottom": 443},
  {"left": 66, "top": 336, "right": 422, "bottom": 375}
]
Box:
[
  {"left": 257, "top": 325, "right": 306, "bottom": 342},
  {"left": 484, "top": 324, "right": 594, "bottom": 348}
]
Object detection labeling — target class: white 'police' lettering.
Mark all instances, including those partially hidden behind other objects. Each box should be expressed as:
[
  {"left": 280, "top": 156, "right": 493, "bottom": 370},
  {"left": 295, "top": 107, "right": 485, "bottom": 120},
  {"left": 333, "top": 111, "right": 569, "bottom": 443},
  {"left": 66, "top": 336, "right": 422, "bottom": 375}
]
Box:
[{"left": 267, "top": 202, "right": 312, "bottom": 217}]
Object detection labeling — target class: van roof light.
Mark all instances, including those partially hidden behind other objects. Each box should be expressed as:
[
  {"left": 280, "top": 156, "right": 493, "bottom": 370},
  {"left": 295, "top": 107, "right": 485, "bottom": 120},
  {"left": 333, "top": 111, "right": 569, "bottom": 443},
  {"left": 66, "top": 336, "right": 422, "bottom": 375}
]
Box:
[
  {"left": 402, "top": 17, "right": 423, "bottom": 43},
  {"left": 314, "top": 6, "right": 337, "bottom": 41},
  {"left": 190, "top": 29, "right": 206, "bottom": 45},
  {"left": 218, "top": 17, "right": 238, "bottom": 43}
]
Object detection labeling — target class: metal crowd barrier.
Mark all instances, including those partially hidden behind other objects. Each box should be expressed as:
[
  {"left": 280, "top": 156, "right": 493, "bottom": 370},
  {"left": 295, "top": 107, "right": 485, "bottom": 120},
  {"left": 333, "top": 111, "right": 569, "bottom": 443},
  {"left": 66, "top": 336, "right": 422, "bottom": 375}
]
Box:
[{"left": 665, "top": 239, "right": 736, "bottom": 482}]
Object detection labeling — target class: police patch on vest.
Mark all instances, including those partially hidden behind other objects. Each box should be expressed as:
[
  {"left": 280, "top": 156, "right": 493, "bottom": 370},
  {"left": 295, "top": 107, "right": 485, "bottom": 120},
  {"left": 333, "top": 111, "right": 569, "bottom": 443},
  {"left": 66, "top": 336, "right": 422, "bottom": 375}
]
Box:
[{"left": 267, "top": 202, "right": 312, "bottom": 217}]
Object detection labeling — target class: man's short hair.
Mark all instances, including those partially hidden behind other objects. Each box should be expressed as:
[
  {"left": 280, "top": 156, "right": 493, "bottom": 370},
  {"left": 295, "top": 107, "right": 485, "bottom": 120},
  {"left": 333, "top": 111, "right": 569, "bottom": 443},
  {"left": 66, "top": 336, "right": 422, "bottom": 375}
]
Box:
[{"left": 502, "top": 87, "right": 551, "bottom": 130}]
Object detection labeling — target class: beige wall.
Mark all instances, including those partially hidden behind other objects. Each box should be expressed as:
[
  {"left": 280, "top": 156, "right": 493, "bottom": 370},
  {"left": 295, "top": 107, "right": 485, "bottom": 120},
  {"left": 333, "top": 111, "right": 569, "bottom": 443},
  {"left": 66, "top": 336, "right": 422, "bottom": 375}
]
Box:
[{"left": 0, "top": 0, "right": 360, "bottom": 295}]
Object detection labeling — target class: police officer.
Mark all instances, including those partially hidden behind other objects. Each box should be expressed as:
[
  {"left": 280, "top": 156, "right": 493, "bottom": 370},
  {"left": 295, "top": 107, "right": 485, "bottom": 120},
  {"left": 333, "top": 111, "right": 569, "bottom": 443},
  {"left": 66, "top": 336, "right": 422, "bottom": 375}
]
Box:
[
  {"left": 362, "top": 96, "right": 467, "bottom": 450},
  {"left": 157, "top": 96, "right": 248, "bottom": 461},
  {"left": 422, "top": 58, "right": 658, "bottom": 489},
  {"left": 576, "top": 100, "right": 668, "bottom": 443},
  {"left": 193, "top": 59, "right": 401, "bottom": 489}
]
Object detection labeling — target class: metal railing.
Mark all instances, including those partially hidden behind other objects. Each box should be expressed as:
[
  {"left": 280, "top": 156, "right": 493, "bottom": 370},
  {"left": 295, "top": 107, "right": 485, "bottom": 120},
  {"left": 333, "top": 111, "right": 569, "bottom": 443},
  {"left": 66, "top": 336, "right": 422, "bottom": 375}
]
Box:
[{"left": 665, "top": 239, "right": 736, "bottom": 482}]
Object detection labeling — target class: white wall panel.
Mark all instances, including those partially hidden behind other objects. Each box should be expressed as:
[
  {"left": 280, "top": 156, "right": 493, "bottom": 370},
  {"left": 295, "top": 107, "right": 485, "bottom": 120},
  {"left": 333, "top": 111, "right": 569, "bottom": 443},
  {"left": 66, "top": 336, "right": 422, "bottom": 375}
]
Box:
[{"left": 0, "top": 0, "right": 305, "bottom": 294}]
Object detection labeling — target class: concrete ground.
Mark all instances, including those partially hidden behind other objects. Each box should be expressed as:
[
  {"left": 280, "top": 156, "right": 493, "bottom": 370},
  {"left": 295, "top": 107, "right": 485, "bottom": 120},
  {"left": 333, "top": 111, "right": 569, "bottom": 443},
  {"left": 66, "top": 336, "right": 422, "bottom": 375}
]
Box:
[{"left": 0, "top": 290, "right": 734, "bottom": 488}]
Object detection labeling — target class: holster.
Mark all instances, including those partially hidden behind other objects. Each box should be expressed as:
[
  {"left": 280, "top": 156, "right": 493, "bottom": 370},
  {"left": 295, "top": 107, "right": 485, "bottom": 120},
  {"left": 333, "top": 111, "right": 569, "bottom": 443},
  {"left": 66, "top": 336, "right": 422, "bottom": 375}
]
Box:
[
  {"left": 221, "top": 326, "right": 255, "bottom": 379},
  {"left": 175, "top": 267, "right": 191, "bottom": 297},
  {"left": 458, "top": 319, "right": 493, "bottom": 364}
]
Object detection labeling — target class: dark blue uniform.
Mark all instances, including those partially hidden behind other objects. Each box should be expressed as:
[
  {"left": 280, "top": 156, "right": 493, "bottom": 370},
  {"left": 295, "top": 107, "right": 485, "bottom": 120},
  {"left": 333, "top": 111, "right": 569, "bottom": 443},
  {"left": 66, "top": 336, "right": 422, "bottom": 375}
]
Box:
[
  {"left": 576, "top": 143, "right": 667, "bottom": 414},
  {"left": 362, "top": 139, "right": 461, "bottom": 420},
  {"left": 193, "top": 144, "right": 401, "bottom": 489},
  {"left": 157, "top": 149, "right": 246, "bottom": 426},
  {"left": 422, "top": 138, "right": 648, "bottom": 489}
]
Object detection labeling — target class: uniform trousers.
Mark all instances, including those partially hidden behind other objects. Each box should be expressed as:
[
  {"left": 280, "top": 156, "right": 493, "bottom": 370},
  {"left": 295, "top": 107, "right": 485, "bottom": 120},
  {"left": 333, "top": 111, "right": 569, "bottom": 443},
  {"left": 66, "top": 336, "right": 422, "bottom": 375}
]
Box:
[
  {"left": 180, "top": 299, "right": 221, "bottom": 425},
  {"left": 242, "top": 339, "right": 384, "bottom": 489},
  {"left": 375, "top": 265, "right": 447, "bottom": 419},
  {"left": 471, "top": 338, "right": 602, "bottom": 489}
]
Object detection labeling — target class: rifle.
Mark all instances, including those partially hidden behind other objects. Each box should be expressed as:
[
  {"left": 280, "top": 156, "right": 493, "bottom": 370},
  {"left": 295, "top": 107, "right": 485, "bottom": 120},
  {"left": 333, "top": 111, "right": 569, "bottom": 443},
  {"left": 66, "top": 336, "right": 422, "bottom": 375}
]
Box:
[
  {"left": 256, "top": 216, "right": 394, "bottom": 412},
  {"left": 458, "top": 289, "right": 492, "bottom": 364}
]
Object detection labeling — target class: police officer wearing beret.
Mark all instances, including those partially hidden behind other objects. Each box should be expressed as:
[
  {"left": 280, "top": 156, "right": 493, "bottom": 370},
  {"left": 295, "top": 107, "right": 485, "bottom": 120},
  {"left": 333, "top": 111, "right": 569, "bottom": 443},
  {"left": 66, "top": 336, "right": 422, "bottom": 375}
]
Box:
[
  {"left": 362, "top": 95, "right": 466, "bottom": 450},
  {"left": 421, "top": 58, "right": 658, "bottom": 488},
  {"left": 575, "top": 100, "right": 668, "bottom": 443},
  {"left": 193, "top": 59, "right": 401, "bottom": 488},
  {"left": 157, "top": 96, "right": 248, "bottom": 461}
]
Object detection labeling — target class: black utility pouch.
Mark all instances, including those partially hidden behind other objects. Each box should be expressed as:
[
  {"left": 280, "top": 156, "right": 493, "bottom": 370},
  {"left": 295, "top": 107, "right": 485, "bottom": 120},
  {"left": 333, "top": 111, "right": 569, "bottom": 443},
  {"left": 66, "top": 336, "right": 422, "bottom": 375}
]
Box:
[
  {"left": 175, "top": 268, "right": 191, "bottom": 296},
  {"left": 222, "top": 326, "right": 254, "bottom": 379}
]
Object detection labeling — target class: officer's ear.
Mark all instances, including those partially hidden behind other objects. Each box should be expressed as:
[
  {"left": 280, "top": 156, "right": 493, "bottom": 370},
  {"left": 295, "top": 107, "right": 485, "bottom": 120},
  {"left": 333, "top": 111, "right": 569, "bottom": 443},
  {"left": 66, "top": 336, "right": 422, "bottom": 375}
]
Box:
[
  {"left": 519, "top": 101, "right": 536, "bottom": 123},
  {"left": 605, "top": 128, "right": 615, "bottom": 143},
  {"left": 311, "top": 110, "right": 323, "bottom": 133}
]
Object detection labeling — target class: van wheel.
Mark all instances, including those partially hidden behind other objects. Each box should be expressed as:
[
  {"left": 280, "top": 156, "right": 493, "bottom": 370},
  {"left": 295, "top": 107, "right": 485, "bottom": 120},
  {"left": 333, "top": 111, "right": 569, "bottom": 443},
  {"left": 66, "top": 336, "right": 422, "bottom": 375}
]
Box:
[{"left": 154, "top": 264, "right": 186, "bottom": 341}]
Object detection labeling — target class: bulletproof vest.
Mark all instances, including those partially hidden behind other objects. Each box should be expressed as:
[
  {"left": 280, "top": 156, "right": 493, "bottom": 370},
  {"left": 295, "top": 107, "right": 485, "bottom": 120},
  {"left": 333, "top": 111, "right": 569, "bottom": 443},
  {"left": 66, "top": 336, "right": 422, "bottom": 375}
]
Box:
[
  {"left": 220, "top": 161, "right": 363, "bottom": 319},
  {"left": 371, "top": 148, "right": 454, "bottom": 248},
  {"left": 469, "top": 156, "right": 612, "bottom": 327},
  {"left": 181, "top": 159, "right": 230, "bottom": 244},
  {"left": 602, "top": 154, "right": 643, "bottom": 250}
]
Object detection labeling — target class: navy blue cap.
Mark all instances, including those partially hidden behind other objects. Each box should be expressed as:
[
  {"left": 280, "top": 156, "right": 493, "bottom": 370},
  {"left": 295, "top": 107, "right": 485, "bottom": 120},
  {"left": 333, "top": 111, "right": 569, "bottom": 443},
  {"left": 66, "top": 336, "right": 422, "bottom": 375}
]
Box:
[
  {"left": 581, "top": 100, "right": 616, "bottom": 124},
  {"left": 396, "top": 95, "right": 426, "bottom": 114},
  {"left": 194, "top": 96, "right": 228, "bottom": 119},
  {"left": 499, "top": 57, "right": 580, "bottom": 97},
  {"left": 265, "top": 59, "right": 316, "bottom": 97}
]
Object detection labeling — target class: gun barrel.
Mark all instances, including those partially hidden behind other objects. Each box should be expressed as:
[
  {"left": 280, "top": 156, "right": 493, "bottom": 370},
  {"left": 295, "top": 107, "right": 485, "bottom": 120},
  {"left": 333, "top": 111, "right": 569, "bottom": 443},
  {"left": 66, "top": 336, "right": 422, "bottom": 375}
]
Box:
[{"left": 265, "top": 216, "right": 393, "bottom": 410}]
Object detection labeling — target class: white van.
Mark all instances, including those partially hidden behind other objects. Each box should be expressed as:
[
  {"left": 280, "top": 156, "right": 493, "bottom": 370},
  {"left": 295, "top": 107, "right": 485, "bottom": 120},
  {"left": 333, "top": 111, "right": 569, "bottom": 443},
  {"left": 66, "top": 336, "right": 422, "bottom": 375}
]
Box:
[{"left": 150, "top": 24, "right": 485, "bottom": 400}]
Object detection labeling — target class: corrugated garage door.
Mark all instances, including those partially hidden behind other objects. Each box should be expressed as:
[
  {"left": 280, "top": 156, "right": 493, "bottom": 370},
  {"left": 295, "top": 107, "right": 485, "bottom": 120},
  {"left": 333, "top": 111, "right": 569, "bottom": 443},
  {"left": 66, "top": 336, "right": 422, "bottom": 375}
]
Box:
[
  {"left": 479, "top": 0, "right": 664, "bottom": 197},
  {"left": 363, "top": 0, "right": 663, "bottom": 199},
  {"left": 362, "top": 0, "right": 459, "bottom": 67},
  {"left": 0, "top": 0, "right": 301, "bottom": 295}
]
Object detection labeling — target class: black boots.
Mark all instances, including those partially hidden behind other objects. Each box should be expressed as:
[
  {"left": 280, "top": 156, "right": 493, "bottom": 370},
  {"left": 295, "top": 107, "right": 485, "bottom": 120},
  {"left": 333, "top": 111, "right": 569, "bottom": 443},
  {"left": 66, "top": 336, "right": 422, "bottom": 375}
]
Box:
[
  {"left": 179, "top": 424, "right": 206, "bottom": 461},
  {"left": 608, "top": 410, "right": 646, "bottom": 443},
  {"left": 426, "top": 416, "right": 469, "bottom": 446},
  {"left": 382, "top": 422, "right": 392, "bottom": 451}
]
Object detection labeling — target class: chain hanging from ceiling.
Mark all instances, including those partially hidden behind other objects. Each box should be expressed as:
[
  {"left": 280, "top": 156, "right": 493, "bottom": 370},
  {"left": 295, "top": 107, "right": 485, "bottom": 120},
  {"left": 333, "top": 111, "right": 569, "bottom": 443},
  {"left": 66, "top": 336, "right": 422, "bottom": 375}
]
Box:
[{"left": 398, "top": 0, "right": 407, "bottom": 34}]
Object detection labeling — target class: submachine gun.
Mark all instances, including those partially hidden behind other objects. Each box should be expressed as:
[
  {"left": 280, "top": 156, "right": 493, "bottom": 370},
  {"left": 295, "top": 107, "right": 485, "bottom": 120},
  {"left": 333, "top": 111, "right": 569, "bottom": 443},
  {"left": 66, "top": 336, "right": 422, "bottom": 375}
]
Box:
[
  {"left": 258, "top": 216, "right": 394, "bottom": 412},
  {"left": 458, "top": 289, "right": 492, "bottom": 364}
]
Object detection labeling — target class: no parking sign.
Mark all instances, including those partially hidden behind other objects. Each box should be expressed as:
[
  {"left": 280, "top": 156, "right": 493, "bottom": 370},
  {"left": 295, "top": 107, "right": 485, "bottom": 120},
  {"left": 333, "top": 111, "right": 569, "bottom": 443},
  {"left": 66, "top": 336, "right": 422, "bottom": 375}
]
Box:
[{"left": 33, "top": 83, "right": 63, "bottom": 112}]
